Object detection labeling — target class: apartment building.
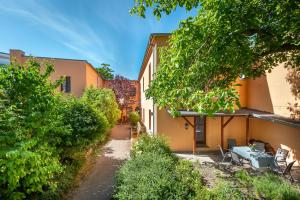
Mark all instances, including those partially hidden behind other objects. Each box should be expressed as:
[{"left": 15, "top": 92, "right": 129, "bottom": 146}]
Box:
[
  {"left": 139, "top": 33, "right": 300, "bottom": 165},
  {"left": 10, "top": 49, "right": 104, "bottom": 97}
]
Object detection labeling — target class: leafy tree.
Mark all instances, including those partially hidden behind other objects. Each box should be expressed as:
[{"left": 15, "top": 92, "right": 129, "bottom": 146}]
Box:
[
  {"left": 106, "top": 75, "right": 136, "bottom": 120},
  {"left": 81, "top": 87, "right": 121, "bottom": 127},
  {"left": 61, "top": 96, "right": 109, "bottom": 147},
  {"left": 131, "top": 0, "right": 300, "bottom": 115},
  {"left": 96, "top": 63, "right": 114, "bottom": 80},
  {"left": 0, "top": 60, "right": 70, "bottom": 199}
]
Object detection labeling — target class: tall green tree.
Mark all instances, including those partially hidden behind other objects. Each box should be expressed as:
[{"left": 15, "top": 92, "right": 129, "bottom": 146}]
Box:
[
  {"left": 96, "top": 63, "right": 114, "bottom": 80},
  {"left": 131, "top": 0, "right": 300, "bottom": 116}
]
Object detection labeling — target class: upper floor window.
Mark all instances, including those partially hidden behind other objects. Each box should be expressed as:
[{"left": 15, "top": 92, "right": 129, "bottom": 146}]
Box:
[
  {"left": 148, "top": 64, "right": 151, "bottom": 86},
  {"left": 130, "top": 87, "right": 136, "bottom": 97},
  {"left": 142, "top": 77, "right": 145, "bottom": 92},
  {"left": 61, "top": 76, "right": 71, "bottom": 93}
]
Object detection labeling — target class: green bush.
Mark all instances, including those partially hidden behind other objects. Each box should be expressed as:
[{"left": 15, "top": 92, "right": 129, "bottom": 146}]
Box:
[
  {"left": 128, "top": 111, "right": 140, "bottom": 125},
  {"left": 82, "top": 87, "right": 121, "bottom": 127},
  {"left": 114, "top": 153, "right": 201, "bottom": 200},
  {"left": 62, "top": 97, "right": 109, "bottom": 147},
  {"left": 131, "top": 134, "right": 172, "bottom": 158},
  {"left": 0, "top": 60, "right": 70, "bottom": 199},
  {"left": 114, "top": 135, "right": 202, "bottom": 200},
  {"left": 253, "top": 173, "right": 300, "bottom": 200},
  {"left": 202, "top": 181, "right": 246, "bottom": 200}
]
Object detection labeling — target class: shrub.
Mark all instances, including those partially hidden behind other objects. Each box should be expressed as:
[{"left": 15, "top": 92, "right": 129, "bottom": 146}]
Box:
[
  {"left": 202, "top": 181, "right": 246, "bottom": 200},
  {"left": 131, "top": 134, "right": 172, "bottom": 158},
  {"left": 128, "top": 111, "right": 140, "bottom": 125},
  {"left": 62, "top": 97, "right": 109, "bottom": 147},
  {"left": 0, "top": 60, "right": 69, "bottom": 199},
  {"left": 114, "top": 153, "right": 201, "bottom": 200},
  {"left": 253, "top": 173, "right": 300, "bottom": 200},
  {"left": 114, "top": 135, "right": 202, "bottom": 200},
  {"left": 82, "top": 87, "right": 121, "bottom": 127}
]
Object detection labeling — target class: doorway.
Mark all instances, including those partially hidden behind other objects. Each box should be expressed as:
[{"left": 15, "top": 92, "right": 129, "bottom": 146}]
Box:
[{"left": 195, "top": 117, "right": 206, "bottom": 147}]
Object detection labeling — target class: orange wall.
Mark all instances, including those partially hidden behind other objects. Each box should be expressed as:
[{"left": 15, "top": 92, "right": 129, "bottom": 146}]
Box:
[
  {"left": 247, "top": 63, "right": 299, "bottom": 117},
  {"left": 157, "top": 108, "right": 194, "bottom": 152},
  {"left": 205, "top": 117, "right": 247, "bottom": 151},
  {"left": 250, "top": 118, "right": 300, "bottom": 165},
  {"left": 85, "top": 63, "right": 101, "bottom": 89},
  {"left": 10, "top": 49, "right": 103, "bottom": 97}
]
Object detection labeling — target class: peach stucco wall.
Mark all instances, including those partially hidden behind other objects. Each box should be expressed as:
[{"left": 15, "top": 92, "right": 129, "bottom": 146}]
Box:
[
  {"left": 205, "top": 117, "right": 247, "bottom": 151},
  {"left": 85, "top": 63, "right": 100, "bottom": 89},
  {"left": 157, "top": 108, "right": 194, "bottom": 152},
  {"left": 250, "top": 118, "right": 300, "bottom": 165},
  {"left": 247, "top": 63, "right": 299, "bottom": 117},
  {"left": 10, "top": 49, "right": 104, "bottom": 97},
  {"left": 157, "top": 113, "right": 248, "bottom": 152}
]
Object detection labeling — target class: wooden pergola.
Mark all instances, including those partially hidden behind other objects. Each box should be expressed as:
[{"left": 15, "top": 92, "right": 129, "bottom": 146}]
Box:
[{"left": 169, "top": 108, "right": 300, "bottom": 154}]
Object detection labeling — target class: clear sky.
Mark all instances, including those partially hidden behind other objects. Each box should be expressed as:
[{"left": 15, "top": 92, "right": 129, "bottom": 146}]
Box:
[{"left": 0, "top": 0, "right": 196, "bottom": 80}]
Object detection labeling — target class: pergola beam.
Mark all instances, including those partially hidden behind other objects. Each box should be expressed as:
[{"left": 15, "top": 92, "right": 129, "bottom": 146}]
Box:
[{"left": 221, "top": 116, "right": 235, "bottom": 148}]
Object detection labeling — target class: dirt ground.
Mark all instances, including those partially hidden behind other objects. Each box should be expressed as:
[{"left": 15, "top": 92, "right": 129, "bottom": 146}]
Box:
[{"left": 68, "top": 125, "right": 131, "bottom": 200}]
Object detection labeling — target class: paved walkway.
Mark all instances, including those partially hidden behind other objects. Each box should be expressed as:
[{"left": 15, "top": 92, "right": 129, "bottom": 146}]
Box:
[{"left": 69, "top": 125, "right": 131, "bottom": 200}]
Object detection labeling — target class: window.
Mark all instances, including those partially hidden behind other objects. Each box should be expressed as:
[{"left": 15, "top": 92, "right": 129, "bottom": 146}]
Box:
[
  {"left": 142, "top": 77, "right": 145, "bottom": 92},
  {"left": 130, "top": 87, "right": 136, "bottom": 97},
  {"left": 61, "top": 76, "right": 71, "bottom": 93},
  {"left": 148, "top": 64, "right": 151, "bottom": 85},
  {"left": 142, "top": 108, "right": 145, "bottom": 122},
  {"left": 149, "top": 110, "right": 152, "bottom": 130}
]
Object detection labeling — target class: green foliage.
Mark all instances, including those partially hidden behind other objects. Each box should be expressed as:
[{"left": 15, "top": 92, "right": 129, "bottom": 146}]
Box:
[
  {"left": 133, "top": 0, "right": 300, "bottom": 116},
  {"left": 114, "top": 135, "right": 202, "bottom": 200},
  {"left": 203, "top": 181, "right": 247, "bottom": 200},
  {"left": 127, "top": 111, "right": 140, "bottom": 125},
  {"left": 0, "top": 60, "right": 69, "bottom": 199},
  {"left": 130, "top": 0, "right": 199, "bottom": 19},
  {"left": 0, "top": 60, "right": 115, "bottom": 199},
  {"left": 96, "top": 63, "right": 114, "bottom": 80},
  {"left": 62, "top": 97, "right": 109, "bottom": 147},
  {"left": 82, "top": 87, "right": 121, "bottom": 128},
  {"left": 131, "top": 134, "right": 172, "bottom": 158},
  {"left": 252, "top": 173, "right": 300, "bottom": 200}
]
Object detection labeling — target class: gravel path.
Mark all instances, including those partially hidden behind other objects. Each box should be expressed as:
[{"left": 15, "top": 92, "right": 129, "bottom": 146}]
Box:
[{"left": 69, "top": 125, "right": 131, "bottom": 200}]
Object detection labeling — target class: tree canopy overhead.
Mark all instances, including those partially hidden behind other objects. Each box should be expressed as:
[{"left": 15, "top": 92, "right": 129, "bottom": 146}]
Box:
[{"left": 131, "top": 0, "right": 300, "bottom": 116}]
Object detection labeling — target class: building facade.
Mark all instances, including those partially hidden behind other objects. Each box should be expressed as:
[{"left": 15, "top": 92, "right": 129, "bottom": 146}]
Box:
[
  {"left": 10, "top": 49, "right": 104, "bottom": 97},
  {"left": 139, "top": 33, "right": 300, "bottom": 165}
]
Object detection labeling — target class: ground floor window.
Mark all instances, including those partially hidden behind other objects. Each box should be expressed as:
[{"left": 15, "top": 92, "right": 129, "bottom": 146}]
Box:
[
  {"left": 195, "top": 116, "right": 206, "bottom": 146},
  {"left": 148, "top": 110, "right": 152, "bottom": 130}
]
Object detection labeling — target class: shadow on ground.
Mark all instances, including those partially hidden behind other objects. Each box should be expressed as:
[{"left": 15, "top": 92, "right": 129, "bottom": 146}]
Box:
[{"left": 68, "top": 125, "right": 131, "bottom": 200}]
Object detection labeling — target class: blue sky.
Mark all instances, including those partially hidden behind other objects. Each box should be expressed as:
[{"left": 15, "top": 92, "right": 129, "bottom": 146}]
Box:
[{"left": 0, "top": 0, "right": 196, "bottom": 79}]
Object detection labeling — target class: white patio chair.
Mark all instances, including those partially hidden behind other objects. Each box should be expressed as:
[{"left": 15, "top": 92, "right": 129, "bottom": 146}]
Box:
[
  {"left": 230, "top": 151, "right": 243, "bottom": 166},
  {"left": 253, "top": 141, "right": 265, "bottom": 152},
  {"left": 274, "top": 148, "right": 289, "bottom": 167},
  {"left": 273, "top": 160, "right": 296, "bottom": 182},
  {"left": 218, "top": 145, "right": 231, "bottom": 162}
]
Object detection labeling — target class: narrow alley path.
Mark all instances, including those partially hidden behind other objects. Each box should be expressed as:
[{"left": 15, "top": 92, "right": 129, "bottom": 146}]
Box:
[{"left": 69, "top": 125, "right": 131, "bottom": 200}]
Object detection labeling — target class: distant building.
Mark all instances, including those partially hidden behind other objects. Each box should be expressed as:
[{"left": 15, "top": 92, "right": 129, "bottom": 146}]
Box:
[
  {"left": 0, "top": 52, "right": 10, "bottom": 65},
  {"left": 9, "top": 49, "right": 104, "bottom": 97}
]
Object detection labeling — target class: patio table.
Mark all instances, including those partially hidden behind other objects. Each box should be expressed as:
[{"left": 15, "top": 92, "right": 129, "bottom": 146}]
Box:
[{"left": 232, "top": 146, "right": 275, "bottom": 170}]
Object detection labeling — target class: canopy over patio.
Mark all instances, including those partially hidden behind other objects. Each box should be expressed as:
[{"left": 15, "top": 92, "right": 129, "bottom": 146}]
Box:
[{"left": 167, "top": 108, "right": 300, "bottom": 153}]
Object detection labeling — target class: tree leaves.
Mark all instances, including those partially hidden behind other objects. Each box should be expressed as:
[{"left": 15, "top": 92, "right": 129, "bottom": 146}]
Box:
[{"left": 139, "top": 0, "right": 299, "bottom": 116}]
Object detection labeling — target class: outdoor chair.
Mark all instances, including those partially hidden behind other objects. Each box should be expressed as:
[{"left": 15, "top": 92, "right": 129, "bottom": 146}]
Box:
[
  {"left": 274, "top": 148, "right": 289, "bottom": 167},
  {"left": 274, "top": 160, "right": 296, "bottom": 182},
  {"left": 218, "top": 145, "right": 231, "bottom": 162},
  {"left": 230, "top": 151, "right": 243, "bottom": 166},
  {"left": 253, "top": 141, "right": 265, "bottom": 152},
  {"left": 227, "top": 139, "right": 237, "bottom": 150}
]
